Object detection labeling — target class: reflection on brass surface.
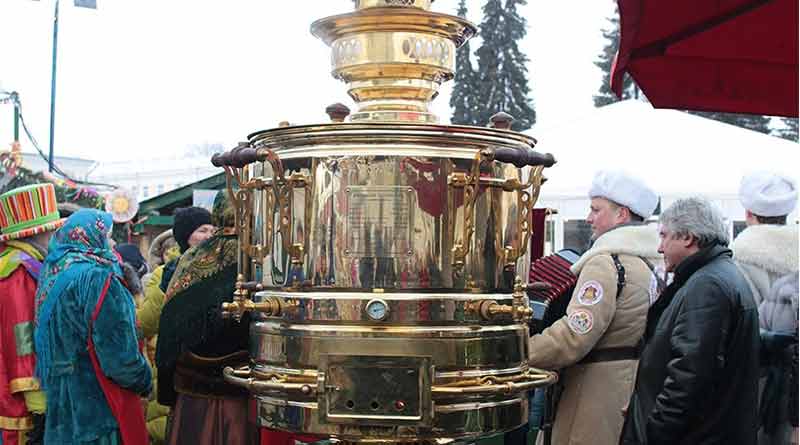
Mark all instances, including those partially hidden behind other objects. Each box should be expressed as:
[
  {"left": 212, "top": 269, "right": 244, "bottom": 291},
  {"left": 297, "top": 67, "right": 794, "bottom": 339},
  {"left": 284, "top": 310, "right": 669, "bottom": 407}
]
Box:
[
  {"left": 218, "top": 124, "right": 555, "bottom": 442},
  {"left": 253, "top": 290, "right": 517, "bottom": 324},
  {"left": 212, "top": 0, "right": 559, "bottom": 442},
  {"left": 240, "top": 142, "right": 543, "bottom": 291},
  {"left": 257, "top": 392, "right": 526, "bottom": 442}
]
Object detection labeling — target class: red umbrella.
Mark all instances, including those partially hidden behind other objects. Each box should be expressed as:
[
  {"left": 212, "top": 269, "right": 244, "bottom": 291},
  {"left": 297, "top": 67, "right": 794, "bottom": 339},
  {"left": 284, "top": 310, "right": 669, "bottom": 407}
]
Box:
[{"left": 611, "top": 0, "right": 799, "bottom": 117}]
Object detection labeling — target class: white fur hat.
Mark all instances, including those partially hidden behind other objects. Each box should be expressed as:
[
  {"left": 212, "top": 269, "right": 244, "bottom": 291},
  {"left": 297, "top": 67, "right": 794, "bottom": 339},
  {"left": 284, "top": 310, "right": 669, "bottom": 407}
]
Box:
[
  {"left": 589, "top": 170, "right": 659, "bottom": 219},
  {"left": 739, "top": 171, "right": 798, "bottom": 217}
]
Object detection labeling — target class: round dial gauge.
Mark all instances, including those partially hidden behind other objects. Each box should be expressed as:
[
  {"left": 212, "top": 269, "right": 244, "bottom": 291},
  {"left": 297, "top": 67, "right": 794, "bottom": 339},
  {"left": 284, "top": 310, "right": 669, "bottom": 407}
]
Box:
[{"left": 365, "top": 299, "right": 390, "bottom": 321}]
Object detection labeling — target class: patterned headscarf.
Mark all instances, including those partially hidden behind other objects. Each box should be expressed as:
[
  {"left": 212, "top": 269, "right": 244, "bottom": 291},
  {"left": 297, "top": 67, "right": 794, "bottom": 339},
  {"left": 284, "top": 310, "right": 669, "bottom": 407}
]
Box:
[
  {"left": 156, "top": 191, "right": 238, "bottom": 384},
  {"left": 163, "top": 191, "right": 236, "bottom": 301},
  {"left": 34, "top": 209, "right": 121, "bottom": 384}
]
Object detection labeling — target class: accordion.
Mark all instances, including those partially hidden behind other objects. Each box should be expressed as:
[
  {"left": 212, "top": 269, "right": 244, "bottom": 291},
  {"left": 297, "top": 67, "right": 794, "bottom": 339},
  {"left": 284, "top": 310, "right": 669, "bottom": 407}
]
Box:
[{"left": 528, "top": 249, "right": 581, "bottom": 334}]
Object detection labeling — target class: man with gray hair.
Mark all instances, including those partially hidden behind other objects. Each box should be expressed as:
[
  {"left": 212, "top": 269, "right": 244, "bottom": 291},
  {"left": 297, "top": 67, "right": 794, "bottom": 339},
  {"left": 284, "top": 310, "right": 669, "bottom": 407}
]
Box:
[{"left": 620, "top": 197, "right": 760, "bottom": 445}]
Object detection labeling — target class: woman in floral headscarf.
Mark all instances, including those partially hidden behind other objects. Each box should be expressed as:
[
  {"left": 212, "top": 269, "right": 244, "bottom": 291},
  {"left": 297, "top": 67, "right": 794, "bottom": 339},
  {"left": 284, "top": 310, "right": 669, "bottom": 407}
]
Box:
[
  {"left": 156, "top": 191, "right": 323, "bottom": 445},
  {"left": 34, "top": 209, "right": 151, "bottom": 444},
  {"left": 155, "top": 190, "right": 254, "bottom": 445}
]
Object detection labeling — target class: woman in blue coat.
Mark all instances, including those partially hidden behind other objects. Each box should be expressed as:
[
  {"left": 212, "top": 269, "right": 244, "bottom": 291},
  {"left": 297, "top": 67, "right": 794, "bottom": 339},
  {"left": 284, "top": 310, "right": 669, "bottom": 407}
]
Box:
[{"left": 34, "top": 209, "right": 151, "bottom": 444}]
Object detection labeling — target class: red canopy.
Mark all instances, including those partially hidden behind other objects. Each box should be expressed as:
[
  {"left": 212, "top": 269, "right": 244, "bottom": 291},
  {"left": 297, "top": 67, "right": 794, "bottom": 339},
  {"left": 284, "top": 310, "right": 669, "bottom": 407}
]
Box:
[{"left": 611, "top": 0, "right": 799, "bottom": 117}]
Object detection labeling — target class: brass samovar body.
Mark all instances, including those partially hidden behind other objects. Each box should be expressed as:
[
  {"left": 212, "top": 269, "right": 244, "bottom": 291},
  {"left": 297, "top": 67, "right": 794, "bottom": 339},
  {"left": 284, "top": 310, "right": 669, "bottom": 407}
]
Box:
[{"left": 214, "top": 1, "right": 557, "bottom": 443}]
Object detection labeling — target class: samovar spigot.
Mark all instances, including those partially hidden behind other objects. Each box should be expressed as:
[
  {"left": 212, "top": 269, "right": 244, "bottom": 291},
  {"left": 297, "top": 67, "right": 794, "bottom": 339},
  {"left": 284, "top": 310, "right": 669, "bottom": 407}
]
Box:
[
  {"left": 222, "top": 274, "right": 284, "bottom": 321},
  {"left": 511, "top": 276, "right": 534, "bottom": 323},
  {"left": 467, "top": 277, "right": 535, "bottom": 323}
]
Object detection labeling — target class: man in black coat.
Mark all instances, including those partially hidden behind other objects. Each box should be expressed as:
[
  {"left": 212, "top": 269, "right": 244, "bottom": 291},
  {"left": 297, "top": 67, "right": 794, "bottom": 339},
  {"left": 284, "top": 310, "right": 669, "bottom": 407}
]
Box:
[{"left": 620, "top": 197, "right": 760, "bottom": 445}]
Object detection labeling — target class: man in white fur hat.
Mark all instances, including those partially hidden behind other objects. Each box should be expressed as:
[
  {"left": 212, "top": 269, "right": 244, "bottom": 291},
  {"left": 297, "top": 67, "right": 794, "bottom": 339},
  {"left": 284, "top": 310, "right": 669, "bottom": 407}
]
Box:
[
  {"left": 731, "top": 171, "right": 798, "bottom": 445},
  {"left": 529, "top": 170, "right": 664, "bottom": 445}
]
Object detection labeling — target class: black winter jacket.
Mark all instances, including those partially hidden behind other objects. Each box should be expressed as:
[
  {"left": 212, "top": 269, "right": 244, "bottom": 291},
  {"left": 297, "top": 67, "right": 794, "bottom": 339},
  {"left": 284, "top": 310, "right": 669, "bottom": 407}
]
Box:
[{"left": 620, "top": 245, "right": 760, "bottom": 445}]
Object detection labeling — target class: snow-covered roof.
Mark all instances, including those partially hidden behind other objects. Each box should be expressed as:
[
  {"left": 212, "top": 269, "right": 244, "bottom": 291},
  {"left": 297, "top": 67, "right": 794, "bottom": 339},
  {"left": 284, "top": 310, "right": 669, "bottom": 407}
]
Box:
[
  {"left": 529, "top": 100, "right": 799, "bottom": 199},
  {"left": 88, "top": 156, "right": 218, "bottom": 181}
]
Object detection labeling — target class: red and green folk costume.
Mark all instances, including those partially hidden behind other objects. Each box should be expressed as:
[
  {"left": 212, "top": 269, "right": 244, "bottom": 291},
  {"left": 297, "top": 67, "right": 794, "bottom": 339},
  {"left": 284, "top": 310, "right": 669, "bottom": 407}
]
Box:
[{"left": 0, "top": 241, "right": 44, "bottom": 444}]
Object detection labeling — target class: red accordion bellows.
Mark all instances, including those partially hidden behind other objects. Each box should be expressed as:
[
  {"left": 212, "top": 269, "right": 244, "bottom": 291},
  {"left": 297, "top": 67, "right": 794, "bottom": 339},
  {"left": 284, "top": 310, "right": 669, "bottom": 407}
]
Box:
[{"left": 528, "top": 253, "right": 578, "bottom": 304}]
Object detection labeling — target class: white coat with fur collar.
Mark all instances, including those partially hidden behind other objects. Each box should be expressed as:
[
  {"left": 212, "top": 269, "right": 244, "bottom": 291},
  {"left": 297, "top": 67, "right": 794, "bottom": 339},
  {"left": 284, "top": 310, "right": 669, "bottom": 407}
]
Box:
[
  {"left": 731, "top": 224, "right": 799, "bottom": 308},
  {"left": 572, "top": 223, "right": 663, "bottom": 276},
  {"left": 528, "top": 223, "right": 664, "bottom": 445}
]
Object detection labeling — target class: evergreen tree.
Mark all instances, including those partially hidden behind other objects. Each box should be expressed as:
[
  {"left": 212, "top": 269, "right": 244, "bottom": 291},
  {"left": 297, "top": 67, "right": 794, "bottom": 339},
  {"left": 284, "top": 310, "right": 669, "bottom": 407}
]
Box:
[
  {"left": 594, "top": 8, "right": 640, "bottom": 107},
  {"left": 777, "top": 118, "right": 798, "bottom": 142},
  {"left": 450, "top": 0, "right": 481, "bottom": 126},
  {"left": 474, "top": 0, "right": 536, "bottom": 131}
]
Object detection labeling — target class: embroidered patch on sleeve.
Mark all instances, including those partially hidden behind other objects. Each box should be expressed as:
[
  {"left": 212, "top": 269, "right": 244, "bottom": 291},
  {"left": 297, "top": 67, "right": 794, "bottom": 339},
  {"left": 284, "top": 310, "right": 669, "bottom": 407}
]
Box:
[
  {"left": 577, "top": 280, "right": 604, "bottom": 306},
  {"left": 14, "top": 321, "right": 34, "bottom": 357},
  {"left": 567, "top": 309, "right": 594, "bottom": 335}
]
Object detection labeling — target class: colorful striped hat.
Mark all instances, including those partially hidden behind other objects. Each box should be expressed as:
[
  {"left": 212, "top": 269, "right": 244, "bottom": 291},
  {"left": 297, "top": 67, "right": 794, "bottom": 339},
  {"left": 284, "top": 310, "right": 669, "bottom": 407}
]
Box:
[{"left": 0, "top": 183, "right": 65, "bottom": 242}]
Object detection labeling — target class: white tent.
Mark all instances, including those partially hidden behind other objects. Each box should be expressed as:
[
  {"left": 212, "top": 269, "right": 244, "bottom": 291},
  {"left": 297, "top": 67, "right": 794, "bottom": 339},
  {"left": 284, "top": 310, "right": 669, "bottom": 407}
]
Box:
[{"left": 526, "top": 100, "right": 798, "bottom": 250}]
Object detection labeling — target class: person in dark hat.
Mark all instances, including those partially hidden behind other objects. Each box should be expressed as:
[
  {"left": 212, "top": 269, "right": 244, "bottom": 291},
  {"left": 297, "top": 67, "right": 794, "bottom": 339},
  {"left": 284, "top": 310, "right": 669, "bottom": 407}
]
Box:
[
  {"left": 137, "top": 206, "right": 214, "bottom": 338},
  {"left": 171, "top": 207, "right": 214, "bottom": 255},
  {"left": 160, "top": 207, "right": 214, "bottom": 293},
  {"left": 134, "top": 207, "right": 213, "bottom": 444},
  {"left": 156, "top": 192, "right": 253, "bottom": 445}
]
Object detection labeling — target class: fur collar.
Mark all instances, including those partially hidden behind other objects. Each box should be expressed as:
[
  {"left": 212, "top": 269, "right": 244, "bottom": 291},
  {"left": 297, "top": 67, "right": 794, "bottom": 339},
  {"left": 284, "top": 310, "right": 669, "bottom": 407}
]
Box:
[
  {"left": 572, "top": 224, "right": 661, "bottom": 275},
  {"left": 731, "top": 224, "right": 798, "bottom": 275}
]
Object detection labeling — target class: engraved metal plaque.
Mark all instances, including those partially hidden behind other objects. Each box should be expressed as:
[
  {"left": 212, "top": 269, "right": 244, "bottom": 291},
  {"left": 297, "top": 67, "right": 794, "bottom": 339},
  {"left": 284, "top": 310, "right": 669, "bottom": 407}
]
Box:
[{"left": 345, "top": 186, "right": 414, "bottom": 256}]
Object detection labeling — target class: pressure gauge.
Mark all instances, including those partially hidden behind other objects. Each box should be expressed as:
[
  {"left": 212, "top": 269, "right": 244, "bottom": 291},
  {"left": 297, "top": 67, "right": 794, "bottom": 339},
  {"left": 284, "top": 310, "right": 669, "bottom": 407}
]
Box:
[{"left": 365, "top": 299, "right": 390, "bottom": 321}]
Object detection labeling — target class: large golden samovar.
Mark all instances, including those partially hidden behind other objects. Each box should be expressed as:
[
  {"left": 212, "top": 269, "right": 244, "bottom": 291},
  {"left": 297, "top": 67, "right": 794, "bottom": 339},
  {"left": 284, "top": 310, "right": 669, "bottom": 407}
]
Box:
[{"left": 212, "top": 0, "right": 558, "bottom": 442}]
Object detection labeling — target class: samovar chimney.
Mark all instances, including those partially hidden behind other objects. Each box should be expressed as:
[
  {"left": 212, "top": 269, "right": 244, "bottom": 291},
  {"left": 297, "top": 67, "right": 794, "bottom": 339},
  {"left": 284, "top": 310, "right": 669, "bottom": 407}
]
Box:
[{"left": 311, "top": 0, "right": 475, "bottom": 123}]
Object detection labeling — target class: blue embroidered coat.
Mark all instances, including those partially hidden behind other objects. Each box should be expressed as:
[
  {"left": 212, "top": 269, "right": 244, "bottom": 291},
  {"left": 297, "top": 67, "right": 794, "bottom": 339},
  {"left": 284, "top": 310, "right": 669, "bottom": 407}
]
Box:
[{"left": 34, "top": 210, "right": 151, "bottom": 444}]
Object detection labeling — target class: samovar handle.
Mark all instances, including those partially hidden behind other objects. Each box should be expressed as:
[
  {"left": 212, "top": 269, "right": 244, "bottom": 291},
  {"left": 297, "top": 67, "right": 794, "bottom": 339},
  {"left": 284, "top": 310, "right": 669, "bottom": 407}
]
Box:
[
  {"left": 211, "top": 143, "right": 265, "bottom": 168},
  {"left": 486, "top": 112, "right": 556, "bottom": 168},
  {"left": 490, "top": 147, "right": 556, "bottom": 169}
]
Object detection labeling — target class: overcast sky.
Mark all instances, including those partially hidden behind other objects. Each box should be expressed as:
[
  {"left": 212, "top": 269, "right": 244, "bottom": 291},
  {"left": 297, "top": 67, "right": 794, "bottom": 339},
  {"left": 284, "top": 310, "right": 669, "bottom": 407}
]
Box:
[{"left": 0, "top": 0, "right": 616, "bottom": 162}]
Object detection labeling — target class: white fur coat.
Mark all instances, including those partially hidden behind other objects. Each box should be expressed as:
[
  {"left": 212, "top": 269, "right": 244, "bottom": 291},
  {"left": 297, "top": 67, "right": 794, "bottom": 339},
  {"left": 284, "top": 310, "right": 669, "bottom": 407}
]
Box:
[
  {"left": 731, "top": 224, "right": 798, "bottom": 276},
  {"left": 732, "top": 224, "right": 799, "bottom": 308}
]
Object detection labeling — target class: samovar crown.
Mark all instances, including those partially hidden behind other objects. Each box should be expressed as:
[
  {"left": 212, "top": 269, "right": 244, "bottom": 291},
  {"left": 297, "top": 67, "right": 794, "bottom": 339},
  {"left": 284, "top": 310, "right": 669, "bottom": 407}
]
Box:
[{"left": 311, "top": 0, "right": 475, "bottom": 123}]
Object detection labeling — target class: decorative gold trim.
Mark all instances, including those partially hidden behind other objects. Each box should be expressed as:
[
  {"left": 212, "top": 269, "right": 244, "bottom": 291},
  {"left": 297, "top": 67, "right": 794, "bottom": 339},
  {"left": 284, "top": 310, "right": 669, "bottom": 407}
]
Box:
[
  {"left": 222, "top": 366, "right": 315, "bottom": 395},
  {"left": 9, "top": 377, "right": 40, "bottom": 394},
  {"left": 356, "top": 0, "right": 433, "bottom": 10},
  {"left": 0, "top": 414, "right": 33, "bottom": 431}
]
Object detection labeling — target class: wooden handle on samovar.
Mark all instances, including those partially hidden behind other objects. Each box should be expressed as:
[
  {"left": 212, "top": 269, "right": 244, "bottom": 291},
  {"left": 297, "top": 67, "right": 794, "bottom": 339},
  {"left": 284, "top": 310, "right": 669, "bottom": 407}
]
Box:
[{"left": 211, "top": 142, "right": 263, "bottom": 168}]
